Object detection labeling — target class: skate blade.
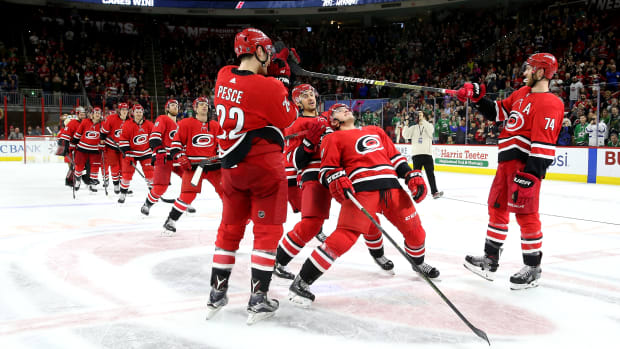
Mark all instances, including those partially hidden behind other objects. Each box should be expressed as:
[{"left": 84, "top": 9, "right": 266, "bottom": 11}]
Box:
[
  {"left": 287, "top": 292, "right": 313, "bottom": 308},
  {"left": 205, "top": 305, "right": 224, "bottom": 320},
  {"left": 380, "top": 268, "right": 396, "bottom": 276},
  {"left": 510, "top": 280, "right": 539, "bottom": 290},
  {"left": 463, "top": 262, "right": 495, "bottom": 281},
  {"left": 246, "top": 310, "right": 276, "bottom": 325},
  {"left": 161, "top": 229, "right": 175, "bottom": 237}
]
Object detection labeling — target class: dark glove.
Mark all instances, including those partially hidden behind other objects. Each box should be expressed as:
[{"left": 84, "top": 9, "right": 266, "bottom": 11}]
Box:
[
  {"left": 177, "top": 154, "right": 191, "bottom": 171},
  {"left": 302, "top": 118, "right": 328, "bottom": 153},
  {"left": 267, "top": 47, "right": 292, "bottom": 87},
  {"left": 405, "top": 170, "right": 427, "bottom": 203},
  {"left": 326, "top": 169, "right": 355, "bottom": 203},
  {"left": 151, "top": 150, "right": 166, "bottom": 167},
  {"left": 509, "top": 171, "right": 541, "bottom": 214}
]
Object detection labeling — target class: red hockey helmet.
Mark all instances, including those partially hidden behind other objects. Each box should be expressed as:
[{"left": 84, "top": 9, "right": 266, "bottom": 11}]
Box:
[
  {"left": 525, "top": 53, "right": 558, "bottom": 80},
  {"left": 193, "top": 96, "right": 209, "bottom": 111},
  {"left": 292, "top": 84, "right": 318, "bottom": 104},
  {"left": 92, "top": 107, "right": 102, "bottom": 114},
  {"left": 165, "top": 99, "right": 179, "bottom": 111},
  {"left": 132, "top": 104, "right": 144, "bottom": 112},
  {"left": 327, "top": 103, "right": 351, "bottom": 123},
  {"left": 118, "top": 102, "right": 129, "bottom": 110},
  {"left": 234, "top": 28, "right": 274, "bottom": 58}
]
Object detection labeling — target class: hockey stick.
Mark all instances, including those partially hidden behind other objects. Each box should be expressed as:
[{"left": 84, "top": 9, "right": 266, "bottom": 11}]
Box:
[
  {"left": 70, "top": 151, "right": 76, "bottom": 200},
  {"left": 290, "top": 62, "right": 457, "bottom": 95},
  {"left": 345, "top": 191, "right": 490, "bottom": 345},
  {"left": 191, "top": 158, "right": 222, "bottom": 186},
  {"left": 100, "top": 147, "right": 108, "bottom": 196}
]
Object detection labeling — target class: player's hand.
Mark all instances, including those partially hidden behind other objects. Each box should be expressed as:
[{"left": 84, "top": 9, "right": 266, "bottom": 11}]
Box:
[
  {"left": 456, "top": 83, "right": 486, "bottom": 103},
  {"left": 177, "top": 154, "right": 191, "bottom": 171},
  {"left": 406, "top": 170, "right": 427, "bottom": 203},
  {"left": 303, "top": 118, "right": 328, "bottom": 153},
  {"left": 509, "top": 171, "right": 541, "bottom": 213},
  {"left": 267, "top": 48, "right": 292, "bottom": 87},
  {"left": 326, "top": 169, "right": 355, "bottom": 203}
]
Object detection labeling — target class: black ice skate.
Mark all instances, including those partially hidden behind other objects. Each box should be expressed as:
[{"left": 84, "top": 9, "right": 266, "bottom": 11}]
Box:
[
  {"left": 113, "top": 183, "right": 120, "bottom": 194},
  {"left": 510, "top": 265, "right": 541, "bottom": 290},
  {"left": 464, "top": 254, "right": 499, "bottom": 281},
  {"left": 246, "top": 291, "right": 279, "bottom": 325},
  {"left": 205, "top": 288, "right": 229, "bottom": 320},
  {"left": 74, "top": 179, "right": 81, "bottom": 191},
  {"left": 88, "top": 184, "right": 98, "bottom": 193},
  {"left": 373, "top": 255, "right": 395, "bottom": 275},
  {"left": 187, "top": 205, "right": 196, "bottom": 214},
  {"left": 140, "top": 202, "right": 151, "bottom": 216},
  {"left": 117, "top": 192, "right": 126, "bottom": 204},
  {"left": 415, "top": 262, "right": 440, "bottom": 279},
  {"left": 432, "top": 191, "right": 444, "bottom": 199},
  {"left": 90, "top": 178, "right": 100, "bottom": 186},
  {"left": 273, "top": 262, "right": 294, "bottom": 280},
  {"left": 162, "top": 217, "right": 176, "bottom": 236},
  {"left": 288, "top": 275, "right": 315, "bottom": 308}
]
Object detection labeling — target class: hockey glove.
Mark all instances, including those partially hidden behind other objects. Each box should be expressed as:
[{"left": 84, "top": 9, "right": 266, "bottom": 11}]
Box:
[
  {"left": 405, "top": 170, "right": 427, "bottom": 203},
  {"left": 302, "top": 118, "right": 328, "bottom": 153},
  {"left": 267, "top": 47, "right": 292, "bottom": 87},
  {"left": 326, "top": 169, "right": 355, "bottom": 204},
  {"left": 151, "top": 150, "right": 166, "bottom": 167},
  {"left": 469, "top": 82, "right": 486, "bottom": 103},
  {"left": 176, "top": 154, "right": 192, "bottom": 171},
  {"left": 508, "top": 171, "right": 541, "bottom": 214}
]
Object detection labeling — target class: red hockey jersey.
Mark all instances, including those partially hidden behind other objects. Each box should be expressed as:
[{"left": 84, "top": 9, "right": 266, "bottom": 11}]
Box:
[
  {"left": 214, "top": 65, "right": 297, "bottom": 168},
  {"left": 73, "top": 118, "right": 102, "bottom": 153},
  {"left": 171, "top": 118, "right": 220, "bottom": 165},
  {"left": 284, "top": 123, "right": 303, "bottom": 186},
  {"left": 494, "top": 86, "right": 565, "bottom": 177},
  {"left": 119, "top": 119, "right": 154, "bottom": 159},
  {"left": 290, "top": 115, "right": 331, "bottom": 184},
  {"left": 319, "top": 126, "right": 409, "bottom": 192},
  {"left": 59, "top": 119, "right": 82, "bottom": 150},
  {"left": 149, "top": 114, "right": 178, "bottom": 155},
  {"left": 100, "top": 113, "right": 127, "bottom": 150}
]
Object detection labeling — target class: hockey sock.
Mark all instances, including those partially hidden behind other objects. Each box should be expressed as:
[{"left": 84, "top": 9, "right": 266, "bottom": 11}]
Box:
[
  {"left": 210, "top": 268, "right": 232, "bottom": 291},
  {"left": 305, "top": 245, "right": 335, "bottom": 283},
  {"left": 250, "top": 249, "right": 276, "bottom": 293},
  {"left": 364, "top": 233, "right": 385, "bottom": 258},
  {"left": 484, "top": 239, "right": 503, "bottom": 258},
  {"left": 405, "top": 243, "right": 425, "bottom": 265},
  {"left": 143, "top": 198, "right": 154, "bottom": 208},
  {"left": 147, "top": 190, "right": 160, "bottom": 205},
  {"left": 523, "top": 251, "right": 542, "bottom": 267},
  {"left": 168, "top": 205, "right": 184, "bottom": 221},
  {"left": 298, "top": 258, "right": 323, "bottom": 285},
  {"left": 276, "top": 232, "right": 304, "bottom": 266},
  {"left": 485, "top": 223, "right": 507, "bottom": 257}
]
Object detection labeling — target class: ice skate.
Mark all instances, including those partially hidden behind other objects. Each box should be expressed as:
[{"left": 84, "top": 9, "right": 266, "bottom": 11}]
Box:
[
  {"left": 162, "top": 217, "right": 176, "bottom": 236},
  {"left": 113, "top": 183, "right": 120, "bottom": 194},
  {"left": 117, "top": 192, "right": 126, "bottom": 204},
  {"left": 432, "top": 191, "right": 444, "bottom": 199},
  {"left": 373, "top": 255, "right": 395, "bottom": 275},
  {"left": 246, "top": 291, "right": 279, "bottom": 325},
  {"left": 464, "top": 254, "right": 499, "bottom": 281},
  {"left": 88, "top": 184, "right": 98, "bottom": 193},
  {"left": 288, "top": 275, "right": 315, "bottom": 308},
  {"left": 187, "top": 205, "right": 196, "bottom": 214},
  {"left": 415, "top": 262, "right": 440, "bottom": 279},
  {"left": 140, "top": 202, "right": 151, "bottom": 216},
  {"left": 273, "top": 262, "right": 294, "bottom": 280},
  {"left": 205, "top": 288, "right": 228, "bottom": 320},
  {"left": 74, "top": 179, "right": 81, "bottom": 191},
  {"left": 510, "top": 265, "right": 541, "bottom": 290}
]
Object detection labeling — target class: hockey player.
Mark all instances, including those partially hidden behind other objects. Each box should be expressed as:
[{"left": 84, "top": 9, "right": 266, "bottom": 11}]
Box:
[
  {"left": 118, "top": 104, "right": 154, "bottom": 203},
  {"left": 58, "top": 107, "right": 87, "bottom": 187},
  {"left": 288, "top": 103, "right": 440, "bottom": 307},
  {"left": 161, "top": 97, "right": 222, "bottom": 233},
  {"left": 140, "top": 99, "right": 195, "bottom": 216},
  {"left": 101, "top": 102, "right": 129, "bottom": 194},
  {"left": 456, "top": 53, "right": 564, "bottom": 290},
  {"left": 71, "top": 107, "right": 104, "bottom": 192},
  {"left": 205, "top": 28, "right": 298, "bottom": 325},
  {"left": 273, "top": 86, "right": 395, "bottom": 280}
]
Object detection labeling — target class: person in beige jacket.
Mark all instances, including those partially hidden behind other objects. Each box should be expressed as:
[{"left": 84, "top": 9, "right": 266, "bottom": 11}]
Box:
[{"left": 402, "top": 110, "right": 443, "bottom": 199}]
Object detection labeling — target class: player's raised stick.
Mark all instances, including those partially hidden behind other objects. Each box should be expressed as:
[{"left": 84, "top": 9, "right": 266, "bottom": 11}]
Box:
[
  {"left": 290, "top": 61, "right": 457, "bottom": 95},
  {"left": 346, "top": 191, "right": 490, "bottom": 346}
]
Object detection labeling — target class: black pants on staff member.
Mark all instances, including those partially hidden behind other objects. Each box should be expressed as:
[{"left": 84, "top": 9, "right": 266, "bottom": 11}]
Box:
[{"left": 412, "top": 154, "right": 442, "bottom": 198}]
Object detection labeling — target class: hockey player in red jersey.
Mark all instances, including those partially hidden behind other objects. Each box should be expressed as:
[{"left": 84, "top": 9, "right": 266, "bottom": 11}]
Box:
[
  {"left": 58, "top": 107, "right": 87, "bottom": 187},
  {"left": 456, "top": 53, "right": 564, "bottom": 290},
  {"left": 71, "top": 107, "right": 104, "bottom": 192},
  {"left": 101, "top": 102, "right": 129, "bottom": 194},
  {"left": 117, "top": 104, "right": 154, "bottom": 203},
  {"left": 288, "top": 103, "right": 440, "bottom": 307},
  {"left": 205, "top": 28, "right": 298, "bottom": 325},
  {"left": 140, "top": 99, "right": 194, "bottom": 216},
  {"left": 161, "top": 97, "right": 223, "bottom": 233},
  {"left": 273, "top": 88, "right": 395, "bottom": 281}
]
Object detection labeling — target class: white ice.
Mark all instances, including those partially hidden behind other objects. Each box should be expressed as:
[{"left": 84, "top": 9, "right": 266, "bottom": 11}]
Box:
[{"left": 1, "top": 162, "right": 619, "bottom": 349}]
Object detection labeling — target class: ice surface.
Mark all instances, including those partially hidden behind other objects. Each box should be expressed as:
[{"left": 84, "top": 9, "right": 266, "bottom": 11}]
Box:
[{"left": 1, "top": 162, "right": 619, "bottom": 348}]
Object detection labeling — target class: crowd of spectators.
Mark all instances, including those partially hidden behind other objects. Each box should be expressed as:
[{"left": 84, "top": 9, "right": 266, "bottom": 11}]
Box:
[{"left": 0, "top": 43, "right": 19, "bottom": 92}]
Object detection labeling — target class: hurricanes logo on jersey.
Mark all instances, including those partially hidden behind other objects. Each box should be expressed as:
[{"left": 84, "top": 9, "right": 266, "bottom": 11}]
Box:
[
  {"left": 192, "top": 134, "right": 214, "bottom": 148},
  {"left": 169, "top": 129, "right": 177, "bottom": 140},
  {"left": 114, "top": 129, "right": 122, "bottom": 139},
  {"left": 85, "top": 131, "right": 100, "bottom": 139},
  {"left": 133, "top": 134, "right": 148, "bottom": 145},
  {"left": 355, "top": 135, "right": 383, "bottom": 155},
  {"left": 505, "top": 111, "right": 525, "bottom": 132}
]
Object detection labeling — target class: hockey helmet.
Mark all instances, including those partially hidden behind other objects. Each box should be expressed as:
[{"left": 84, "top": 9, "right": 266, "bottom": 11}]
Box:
[
  {"left": 165, "top": 99, "right": 179, "bottom": 111},
  {"left": 193, "top": 96, "right": 209, "bottom": 111},
  {"left": 525, "top": 53, "right": 558, "bottom": 80},
  {"left": 132, "top": 104, "right": 144, "bottom": 113},
  {"left": 118, "top": 102, "right": 129, "bottom": 110},
  {"left": 292, "top": 84, "right": 318, "bottom": 105},
  {"left": 327, "top": 103, "right": 351, "bottom": 124},
  {"left": 234, "top": 28, "right": 274, "bottom": 58}
]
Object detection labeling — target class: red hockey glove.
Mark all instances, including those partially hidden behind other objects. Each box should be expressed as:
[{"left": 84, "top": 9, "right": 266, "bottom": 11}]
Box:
[
  {"left": 469, "top": 82, "right": 486, "bottom": 103},
  {"left": 302, "top": 118, "right": 328, "bottom": 153},
  {"left": 267, "top": 47, "right": 292, "bottom": 87},
  {"left": 288, "top": 48, "right": 301, "bottom": 65},
  {"left": 405, "top": 170, "right": 427, "bottom": 203},
  {"left": 455, "top": 84, "right": 473, "bottom": 102},
  {"left": 508, "top": 171, "right": 541, "bottom": 214},
  {"left": 326, "top": 169, "right": 355, "bottom": 203},
  {"left": 151, "top": 150, "right": 166, "bottom": 167},
  {"left": 177, "top": 154, "right": 192, "bottom": 171}
]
